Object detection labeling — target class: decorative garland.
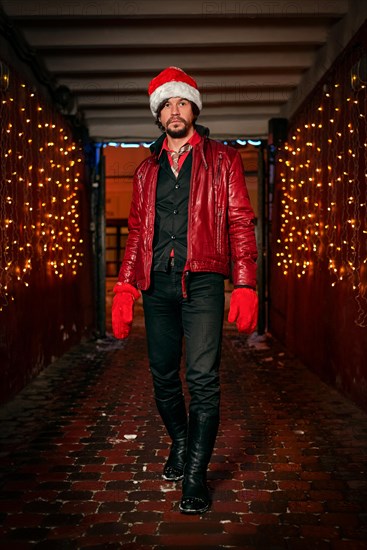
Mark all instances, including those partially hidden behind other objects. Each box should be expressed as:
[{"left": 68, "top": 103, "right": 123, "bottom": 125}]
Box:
[
  {"left": 0, "top": 63, "right": 85, "bottom": 310},
  {"left": 275, "top": 52, "right": 367, "bottom": 327}
]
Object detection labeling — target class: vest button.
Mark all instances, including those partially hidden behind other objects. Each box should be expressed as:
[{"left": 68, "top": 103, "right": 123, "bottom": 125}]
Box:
[
  {"left": 175, "top": 184, "right": 180, "bottom": 189},
  {"left": 173, "top": 209, "right": 178, "bottom": 215},
  {"left": 171, "top": 235, "right": 176, "bottom": 240}
]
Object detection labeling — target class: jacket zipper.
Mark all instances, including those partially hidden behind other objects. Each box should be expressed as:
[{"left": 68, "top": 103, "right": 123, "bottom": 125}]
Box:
[
  {"left": 182, "top": 145, "right": 198, "bottom": 298},
  {"left": 182, "top": 138, "right": 208, "bottom": 297},
  {"left": 216, "top": 152, "right": 223, "bottom": 185},
  {"left": 215, "top": 153, "right": 223, "bottom": 253},
  {"left": 214, "top": 152, "right": 223, "bottom": 211},
  {"left": 144, "top": 162, "right": 159, "bottom": 288}
]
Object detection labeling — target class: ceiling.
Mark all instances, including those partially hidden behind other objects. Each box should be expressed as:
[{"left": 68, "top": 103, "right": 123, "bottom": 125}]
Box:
[{"left": 0, "top": 0, "right": 358, "bottom": 142}]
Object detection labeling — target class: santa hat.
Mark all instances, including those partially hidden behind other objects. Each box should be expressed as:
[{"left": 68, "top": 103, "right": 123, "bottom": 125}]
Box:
[{"left": 148, "top": 66, "right": 202, "bottom": 117}]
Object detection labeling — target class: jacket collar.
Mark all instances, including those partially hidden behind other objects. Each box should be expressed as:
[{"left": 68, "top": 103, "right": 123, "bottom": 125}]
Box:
[{"left": 150, "top": 124, "right": 210, "bottom": 159}]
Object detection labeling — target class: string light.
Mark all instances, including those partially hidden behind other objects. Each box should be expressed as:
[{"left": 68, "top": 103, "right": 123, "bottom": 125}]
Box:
[
  {"left": 0, "top": 68, "right": 85, "bottom": 310},
  {"left": 276, "top": 58, "right": 367, "bottom": 327}
]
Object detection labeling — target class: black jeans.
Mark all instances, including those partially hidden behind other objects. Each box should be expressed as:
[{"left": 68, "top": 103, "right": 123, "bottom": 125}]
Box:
[{"left": 142, "top": 271, "right": 225, "bottom": 415}]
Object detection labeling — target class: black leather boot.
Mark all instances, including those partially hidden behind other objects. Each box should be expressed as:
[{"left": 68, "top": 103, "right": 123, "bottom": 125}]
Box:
[
  {"left": 179, "top": 411, "right": 219, "bottom": 514},
  {"left": 155, "top": 394, "right": 188, "bottom": 481}
]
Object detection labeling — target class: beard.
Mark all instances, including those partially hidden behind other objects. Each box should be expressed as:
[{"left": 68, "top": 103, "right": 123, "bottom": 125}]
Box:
[{"left": 165, "top": 117, "right": 191, "bottom": 138}]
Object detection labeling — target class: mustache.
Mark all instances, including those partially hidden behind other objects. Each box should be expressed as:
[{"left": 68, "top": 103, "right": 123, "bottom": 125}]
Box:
[{"left": 167, "top": 116, "right": 186, "bottom": 125}]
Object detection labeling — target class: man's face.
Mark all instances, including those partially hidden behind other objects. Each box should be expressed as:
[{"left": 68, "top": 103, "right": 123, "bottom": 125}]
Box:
[{"left": 159, "top": 97, "right": 195, "bottom": 138}]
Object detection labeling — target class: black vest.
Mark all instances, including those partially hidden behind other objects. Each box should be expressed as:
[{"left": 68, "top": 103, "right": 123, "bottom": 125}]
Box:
[{"left": 152, "top": 150, "right": 192, "bottom": 272}]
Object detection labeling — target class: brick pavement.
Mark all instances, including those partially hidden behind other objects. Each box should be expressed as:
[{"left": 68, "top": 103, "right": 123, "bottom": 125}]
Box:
[{"left": 0, "top": 312, "right": 367, "bottom": 549}]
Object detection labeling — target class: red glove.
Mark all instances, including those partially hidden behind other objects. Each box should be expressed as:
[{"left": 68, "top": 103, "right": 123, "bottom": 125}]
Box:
[
  {"left": 228, "top": 288, "right": 258, "bottom": 334},
  {"left": 112, "top": 283, "right": 140, "bottom": 339}
]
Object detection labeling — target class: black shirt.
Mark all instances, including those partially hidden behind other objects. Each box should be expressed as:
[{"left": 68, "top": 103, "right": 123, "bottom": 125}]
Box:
[{"left": 152, "top": 150, "right": 192, "bottom": 272}]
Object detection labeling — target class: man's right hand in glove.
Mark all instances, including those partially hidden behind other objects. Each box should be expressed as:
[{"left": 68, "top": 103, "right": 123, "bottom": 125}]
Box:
[{"left": 112, "top": 282, "right": 141, "bottom": 339}]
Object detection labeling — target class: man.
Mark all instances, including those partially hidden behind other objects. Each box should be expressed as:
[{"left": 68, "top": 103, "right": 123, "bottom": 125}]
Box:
[{"left": 112, "top": 67, "right": 258, "bottom": 515}]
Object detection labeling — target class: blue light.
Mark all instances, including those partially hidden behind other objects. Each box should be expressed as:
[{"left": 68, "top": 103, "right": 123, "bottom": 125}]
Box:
[
  {"left": 105, "top": 141, "right": 153, "bottom": 148},
  {"left": 248, "top": 139, "right": 262, "bottom": 146},
  {"left": 236, "top": 139, "right": 247, "bottom": 146}
]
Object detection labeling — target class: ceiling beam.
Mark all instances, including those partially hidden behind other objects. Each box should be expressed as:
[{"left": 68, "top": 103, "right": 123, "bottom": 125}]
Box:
[
  {"left": 60, "top": 73, "right": 302, "bottom": 91},
  {"left": 44, "top": 49, "right": 315, "bottom": 73},
  {"left": 2, "top": 0, "right": 348, "bottom": 18},
  {"left": 22, "top": 23, "right": 328, "bottom": 48},
  {"left": 63, "top": 68, "right": 301, "bottom": 87}
]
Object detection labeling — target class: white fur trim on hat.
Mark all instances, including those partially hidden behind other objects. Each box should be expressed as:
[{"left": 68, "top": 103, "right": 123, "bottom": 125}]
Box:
[{"left": 149, "top": 81, "right": 202, "bottom": 117}]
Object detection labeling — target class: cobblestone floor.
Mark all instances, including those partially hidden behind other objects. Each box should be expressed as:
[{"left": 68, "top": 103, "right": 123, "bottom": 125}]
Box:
[{"left": 0, "top": 310, "right": 367, "bottom": 549}]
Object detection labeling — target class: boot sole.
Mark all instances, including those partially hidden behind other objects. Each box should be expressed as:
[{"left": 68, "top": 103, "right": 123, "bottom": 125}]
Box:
[
  {"left": 179, "top": 502, "right": 210, "bottom": 514},
  {"left": 162, "top": 474, "right": 184, "bottom": 481}
]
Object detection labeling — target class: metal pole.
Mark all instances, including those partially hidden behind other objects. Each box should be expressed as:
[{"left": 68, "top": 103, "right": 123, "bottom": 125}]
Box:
[
  {"left": 96, "top": 153, "right": 106, "bottom": 338},
  {"left": 90, "top": 145, "right": 106, "bottom": 339},
  {"left": 257, "top": 142, "right": 267, "bottom": 335}
]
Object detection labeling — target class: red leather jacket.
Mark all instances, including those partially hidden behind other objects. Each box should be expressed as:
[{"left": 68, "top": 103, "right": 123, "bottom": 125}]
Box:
[{"left": 118, "top": 126, "right": 257, "bottom": 292}]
